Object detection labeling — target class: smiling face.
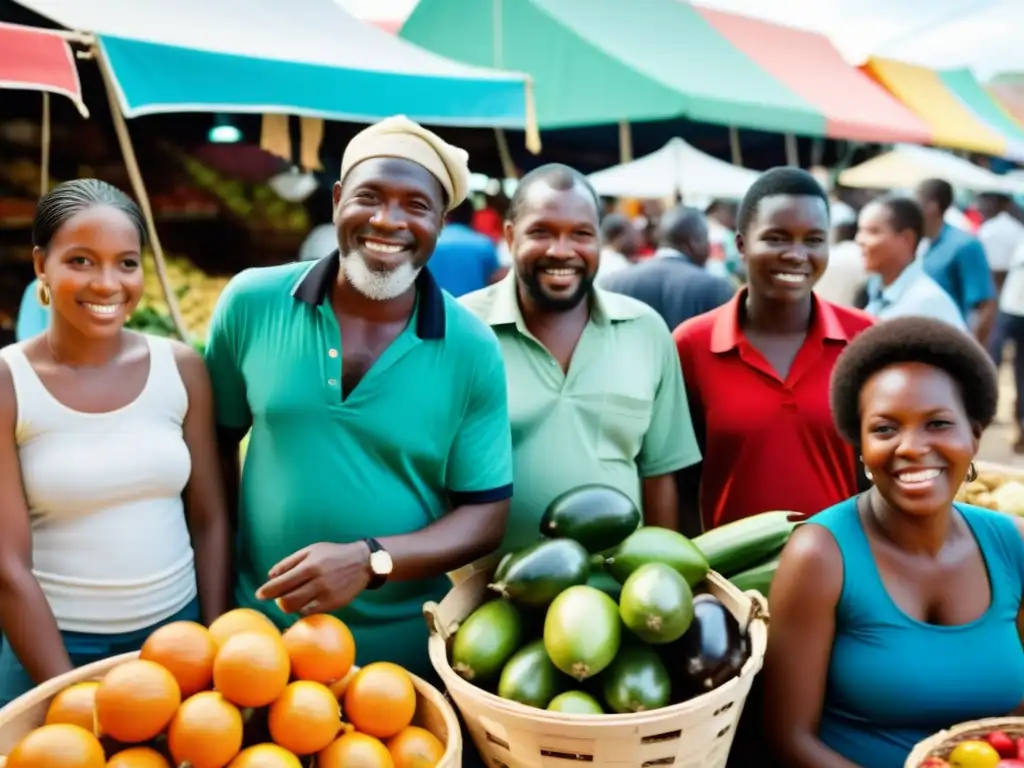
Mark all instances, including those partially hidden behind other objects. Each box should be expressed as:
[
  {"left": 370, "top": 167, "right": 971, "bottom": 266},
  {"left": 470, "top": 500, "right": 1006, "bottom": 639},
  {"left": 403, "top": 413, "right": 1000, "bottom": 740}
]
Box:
[
  {"left": 33, "top": 204, "right": 144, "bottom": 339},
  {"left": 739, "top": 194, "right": 829, "bottom": 302},
  {"left": 860, "top": 362, "right": 979, "bottom": 517},
  {"left": 505, "top": 180, "right": 600, "bottom": 313},
  {"left": 334, "top": 157, "right": 445, "bottom": 301}
]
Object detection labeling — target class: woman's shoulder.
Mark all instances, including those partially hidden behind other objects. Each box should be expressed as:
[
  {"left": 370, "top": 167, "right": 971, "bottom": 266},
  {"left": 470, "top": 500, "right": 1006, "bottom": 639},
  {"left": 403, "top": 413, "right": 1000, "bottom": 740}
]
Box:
[
  {"left": 807, "top": 495, "right": 860, "bottom": 532},
  {"left": 956, "top": 502, "right": 1024, "bottom": 560}
]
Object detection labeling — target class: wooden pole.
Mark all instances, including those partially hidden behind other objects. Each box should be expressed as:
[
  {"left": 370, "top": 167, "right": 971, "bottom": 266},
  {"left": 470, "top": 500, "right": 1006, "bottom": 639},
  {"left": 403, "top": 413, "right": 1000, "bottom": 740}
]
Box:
[
  {"left": 618, "top": 121, "right": 633, "bottom": 164},
  {"left": 728, "top": 126, "right": 742, "bottom": 166},
  {"left": 94, "top": 43, "right": 191, "bottom": 343},
  {"left": 40, "top": 93, "right": 51, "bottom": 196}
]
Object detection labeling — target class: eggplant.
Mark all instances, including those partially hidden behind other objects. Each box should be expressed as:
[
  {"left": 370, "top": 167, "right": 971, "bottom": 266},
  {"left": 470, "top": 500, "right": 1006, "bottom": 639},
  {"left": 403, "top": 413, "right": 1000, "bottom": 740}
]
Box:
[{"left": 667, "top": 594, "right": 749, "bottom": 696}]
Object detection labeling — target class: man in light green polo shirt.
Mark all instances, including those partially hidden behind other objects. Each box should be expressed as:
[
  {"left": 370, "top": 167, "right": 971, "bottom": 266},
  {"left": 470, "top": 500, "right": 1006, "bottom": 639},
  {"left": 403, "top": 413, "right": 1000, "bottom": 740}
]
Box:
[
  {"left": 205, "top": 117, "right": 513, "bottom": 679},
  {"left": 461, "top": 164, "right": 700, "bottom": 552}
]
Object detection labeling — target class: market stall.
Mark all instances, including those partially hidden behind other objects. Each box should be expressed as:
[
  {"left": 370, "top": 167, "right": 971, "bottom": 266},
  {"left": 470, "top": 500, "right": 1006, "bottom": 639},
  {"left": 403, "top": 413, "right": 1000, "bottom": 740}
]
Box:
[
  {"left": 586, "top": 137, "right": 759, "bottom": 201},
  {"left": 838, "top": 143, "right": 1024, "bottom": 192}
]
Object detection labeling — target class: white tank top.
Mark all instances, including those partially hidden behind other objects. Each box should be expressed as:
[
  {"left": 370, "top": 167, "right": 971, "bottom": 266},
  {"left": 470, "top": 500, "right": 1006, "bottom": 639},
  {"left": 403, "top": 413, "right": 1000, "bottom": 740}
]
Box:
[{"left": 1, "top": 335, "right": 197, "bottom": 633}]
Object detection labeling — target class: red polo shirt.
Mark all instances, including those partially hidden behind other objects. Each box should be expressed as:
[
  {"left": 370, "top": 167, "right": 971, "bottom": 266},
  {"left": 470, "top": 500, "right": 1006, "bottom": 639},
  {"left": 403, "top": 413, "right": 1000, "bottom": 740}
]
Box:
[{"left": 673, "top": 290, "right": 875, "bottom": 530}]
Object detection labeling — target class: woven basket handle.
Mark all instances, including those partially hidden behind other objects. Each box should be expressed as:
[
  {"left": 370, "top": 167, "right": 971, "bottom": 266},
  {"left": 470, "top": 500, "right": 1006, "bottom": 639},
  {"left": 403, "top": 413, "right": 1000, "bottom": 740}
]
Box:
[
  {"left": 744, "top": 589, "right": 770, "bottom": 631},
  {"left": 423, "top": 600, "right": 459, "bottom": 642}
]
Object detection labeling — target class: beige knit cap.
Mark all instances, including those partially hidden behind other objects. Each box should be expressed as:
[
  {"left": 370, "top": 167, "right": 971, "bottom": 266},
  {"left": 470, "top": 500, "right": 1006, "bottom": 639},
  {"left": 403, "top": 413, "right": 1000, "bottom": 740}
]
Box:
[{"left": 340, "top": 115, "right": 470, "bottom": 212}]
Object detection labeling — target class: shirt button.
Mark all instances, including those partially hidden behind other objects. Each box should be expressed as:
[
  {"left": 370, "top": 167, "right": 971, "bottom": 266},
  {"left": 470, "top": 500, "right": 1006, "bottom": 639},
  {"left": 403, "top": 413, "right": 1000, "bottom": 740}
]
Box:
[
  {"left": 328, "top": 348, "right": 338, "bottom": 358},
  {"left": 327, "top": 379, "right": 338, "bottom": 387}
]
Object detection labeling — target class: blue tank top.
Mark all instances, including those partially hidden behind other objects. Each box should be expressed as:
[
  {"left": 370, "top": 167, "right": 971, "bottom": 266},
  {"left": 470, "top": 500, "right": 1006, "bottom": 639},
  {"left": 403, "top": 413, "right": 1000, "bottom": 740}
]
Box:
[{"left": 812, "top": 497, "right": 1024, "bottom": 768}]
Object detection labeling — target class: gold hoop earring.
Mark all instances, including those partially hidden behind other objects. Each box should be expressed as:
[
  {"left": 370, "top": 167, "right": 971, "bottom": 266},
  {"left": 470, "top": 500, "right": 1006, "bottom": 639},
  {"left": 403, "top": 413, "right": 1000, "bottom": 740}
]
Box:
[
  {"left": 36, "top": 281, "right": 50, "bottom": 307},
  {"left": 966, "top": 462, "right": 978, "bottom": 483}
]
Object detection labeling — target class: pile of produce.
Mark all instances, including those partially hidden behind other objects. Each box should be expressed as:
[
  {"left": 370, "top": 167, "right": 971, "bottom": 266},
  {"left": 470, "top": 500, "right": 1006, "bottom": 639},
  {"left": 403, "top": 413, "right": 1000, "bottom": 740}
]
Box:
[
  {"left": 692, "top": 511, "right": 806, "bottom": 598},
  {"left": 956, "top": 469, "right": 1024, "bottom": 516},
  {"left": 177, "top": 155, "right": 310, "bottom": 234},
  {"left": 128, "top": 252, "right": 230, "bottom": 341},
  {"left": 448, "top": 485, "right": 756, "bottom": 715},
  {"left": 5, "top": 609, "right": 444, "bottom": 768},
  {"left": 918, "top": 727, "right": 1024, "bottom": 766}
]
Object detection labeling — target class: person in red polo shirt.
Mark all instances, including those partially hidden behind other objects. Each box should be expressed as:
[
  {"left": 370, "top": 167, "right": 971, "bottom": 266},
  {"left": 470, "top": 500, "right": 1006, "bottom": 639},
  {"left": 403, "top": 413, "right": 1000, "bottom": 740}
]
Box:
[{"left": 674, "top": 167, "right": 874, "bottom": 535}]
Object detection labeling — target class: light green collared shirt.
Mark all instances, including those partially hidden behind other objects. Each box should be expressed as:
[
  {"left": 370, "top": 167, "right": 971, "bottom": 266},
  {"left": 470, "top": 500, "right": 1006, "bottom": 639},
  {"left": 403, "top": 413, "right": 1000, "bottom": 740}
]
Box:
[{"left": 461, "top": 272, "right": 700, "bottom": 551}]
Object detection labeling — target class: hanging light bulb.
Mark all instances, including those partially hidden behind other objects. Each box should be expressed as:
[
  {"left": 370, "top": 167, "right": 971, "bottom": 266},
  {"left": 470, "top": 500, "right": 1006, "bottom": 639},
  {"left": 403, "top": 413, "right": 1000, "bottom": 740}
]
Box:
[{"left": 208, "top": 115, "right": 242, "bottom": 144}]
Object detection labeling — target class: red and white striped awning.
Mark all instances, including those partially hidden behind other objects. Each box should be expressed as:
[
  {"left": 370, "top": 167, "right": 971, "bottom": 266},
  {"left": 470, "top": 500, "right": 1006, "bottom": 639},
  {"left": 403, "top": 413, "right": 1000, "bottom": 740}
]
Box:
[{"left": 0, "top": 21, "right": 88, "bottom": 117}]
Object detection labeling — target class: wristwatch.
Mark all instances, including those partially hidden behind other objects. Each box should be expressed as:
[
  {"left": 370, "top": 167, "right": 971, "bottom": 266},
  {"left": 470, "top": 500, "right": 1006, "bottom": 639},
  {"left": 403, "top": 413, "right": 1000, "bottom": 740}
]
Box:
[{"left": 364, "top": 538, "right": 393, "bottom": 590}]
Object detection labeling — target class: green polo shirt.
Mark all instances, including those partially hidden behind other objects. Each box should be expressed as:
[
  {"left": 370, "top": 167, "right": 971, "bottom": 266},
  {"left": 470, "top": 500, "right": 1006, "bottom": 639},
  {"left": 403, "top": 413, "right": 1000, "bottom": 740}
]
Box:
[
  {"left": 204, "top": 253, "right": 513, "bottom": 679},
  {"left": 460, "top": 273, "right": 700, "bottom": 552}
]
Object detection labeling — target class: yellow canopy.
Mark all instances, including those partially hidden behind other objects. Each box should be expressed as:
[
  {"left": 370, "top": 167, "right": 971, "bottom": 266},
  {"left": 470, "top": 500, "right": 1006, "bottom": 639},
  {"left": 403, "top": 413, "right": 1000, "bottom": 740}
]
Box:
[{"left": 865, "top": 57, "right": 1006, "bottom": 156}]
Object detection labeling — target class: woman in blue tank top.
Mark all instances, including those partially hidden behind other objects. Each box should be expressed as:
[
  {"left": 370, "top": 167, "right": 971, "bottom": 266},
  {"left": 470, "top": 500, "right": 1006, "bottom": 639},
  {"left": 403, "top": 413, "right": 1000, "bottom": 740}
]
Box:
[{"left": 764, "top": 315, "right": 1024, "bottom": 768}]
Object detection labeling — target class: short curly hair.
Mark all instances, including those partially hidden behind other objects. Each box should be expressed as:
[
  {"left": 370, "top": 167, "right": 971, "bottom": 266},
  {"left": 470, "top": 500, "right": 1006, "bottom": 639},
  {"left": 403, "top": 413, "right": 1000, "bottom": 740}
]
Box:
[{"left": 830, "top": 316, "right": 998, "bottom": 446}]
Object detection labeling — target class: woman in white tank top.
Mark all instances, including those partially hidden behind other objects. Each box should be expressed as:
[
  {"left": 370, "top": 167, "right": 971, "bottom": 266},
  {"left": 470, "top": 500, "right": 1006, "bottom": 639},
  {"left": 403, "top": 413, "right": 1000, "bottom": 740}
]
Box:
[{"left": 0, "top": 180, "right": 231, "bottom": 706}]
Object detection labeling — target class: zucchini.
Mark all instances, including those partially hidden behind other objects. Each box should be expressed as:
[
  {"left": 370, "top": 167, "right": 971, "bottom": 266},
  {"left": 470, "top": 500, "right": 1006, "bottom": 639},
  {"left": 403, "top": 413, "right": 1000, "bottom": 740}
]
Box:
[
  {"left": 692, "top": 511, "right": 804, "bottom": 577},
  {"left": 727, "top": 553, "right": 780, "bottom": 595}
]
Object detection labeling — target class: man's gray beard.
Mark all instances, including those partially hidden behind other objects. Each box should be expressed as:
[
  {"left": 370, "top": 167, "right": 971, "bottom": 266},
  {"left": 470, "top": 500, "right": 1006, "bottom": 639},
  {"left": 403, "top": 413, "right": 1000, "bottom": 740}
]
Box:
[{"left": 340, "top": 250, "right": 421, "bottom": 301}]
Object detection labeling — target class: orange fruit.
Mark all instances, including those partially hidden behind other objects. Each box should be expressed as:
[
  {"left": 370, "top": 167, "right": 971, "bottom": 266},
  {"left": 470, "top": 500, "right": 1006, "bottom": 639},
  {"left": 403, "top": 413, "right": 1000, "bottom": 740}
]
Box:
[
  {"left": 343, "top": 662, "right": 416, "bottom": 739},
  {"left": 167, "top": 691, "right": 244, "bottom": 768},
  {"left": 44, "top": 681, "right": 98, "bottom": 733},
  {"left": 140, "top": 621, "right": 217, "bottom": 697},
  {"left": 281, "top": 614, "right": 356, "bottom": 684},
  {"left": 267, "top": 681, "right": 341, "bottom": 755},
  {"left": 95, "top": 660, "right": 181, "bottom": 743},
  {"left": 387, "top": 726, "right": 445, "bottom": 768},
  {"left": 6, "top": 723, "right": 105, "bottom": 768},
  {"left": 212, "top": 631, "right": 290, "bottom": 708},
  {"left": 106, "top": 746, "right": 172, "bottom": 767},
  {"left": 228, "top": 744, "right": 303, "bottom": 767},
  {"left": 318, "top": 732, "right": 395, "bottom": 768},
  {"left": 208, "top": 609, "right": 279, "bottom": 648}
]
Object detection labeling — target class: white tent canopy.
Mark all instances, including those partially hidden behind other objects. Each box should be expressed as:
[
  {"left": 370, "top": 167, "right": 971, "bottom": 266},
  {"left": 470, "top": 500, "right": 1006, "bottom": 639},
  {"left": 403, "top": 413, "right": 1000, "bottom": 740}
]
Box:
[
  {"left": 587, "top": 138, "right": 760, "bottom": 201},
  {"left": 838, "top": 144, "right": 1024, "bottom": 193}
]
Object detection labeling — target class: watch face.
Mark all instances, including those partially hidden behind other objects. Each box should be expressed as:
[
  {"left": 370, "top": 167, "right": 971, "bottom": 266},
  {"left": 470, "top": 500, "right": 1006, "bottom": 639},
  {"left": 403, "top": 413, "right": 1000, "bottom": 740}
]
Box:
[{"left": 369, "top": 549, "right": 393, "bottom": 576}]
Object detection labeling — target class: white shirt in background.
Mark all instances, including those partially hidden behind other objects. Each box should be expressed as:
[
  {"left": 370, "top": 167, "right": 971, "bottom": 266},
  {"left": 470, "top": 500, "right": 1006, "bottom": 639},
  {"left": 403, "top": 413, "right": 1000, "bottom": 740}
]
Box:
[
  {"left": 1000, "top": 240, "right": 1024, "bottom": 317},
  {"left": 979, "top": 212, "right": 1024, "bottom": 272},
  {"left": 598, "top": 247, "right": 632, "bottom": 279},
  {"left": 815, "top": 240, "right": 867, "bottom": 307},
  {"left": 298, "top": 224, "right": 338, "bottom": 262}
]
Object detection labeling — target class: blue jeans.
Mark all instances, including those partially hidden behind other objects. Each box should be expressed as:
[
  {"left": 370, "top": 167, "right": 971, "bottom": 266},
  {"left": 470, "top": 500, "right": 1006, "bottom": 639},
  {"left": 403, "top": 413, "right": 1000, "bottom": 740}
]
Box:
[{"left": 0, "top": 597, "right": 200, "bottom": 707}]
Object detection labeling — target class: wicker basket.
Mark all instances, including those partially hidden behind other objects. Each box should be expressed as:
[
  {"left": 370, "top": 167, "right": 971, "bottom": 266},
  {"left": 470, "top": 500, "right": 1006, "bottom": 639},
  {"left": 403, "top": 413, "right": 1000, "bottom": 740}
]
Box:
[
  {"left": 423, "top": 568, "right": 768, "bottom": 768},
  {"left": 905, "top": 717, "right": 1024, "bottom": 767},
  {"left": 0, "top": 650, "right": 463, "bottom": 768}
]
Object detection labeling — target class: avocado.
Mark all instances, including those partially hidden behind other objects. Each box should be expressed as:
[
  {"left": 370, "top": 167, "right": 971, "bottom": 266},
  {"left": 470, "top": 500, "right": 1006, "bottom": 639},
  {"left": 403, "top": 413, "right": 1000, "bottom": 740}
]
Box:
[
  {"left": 586, "top": 570, "right": 623, "bottom": 602},
  {"left": 544, "top": 585, "right": 621, "bottom": 681},
  {"left": 547, "top": 690, "right": 604, "bottom": 715},
  {"left": 601, "top": 527, "right": 709, "bottom": 587},
  {"left": 489, "top": 539, "right": 591, "bottom": 607},
  {"left": 540, "top": 485, "right": 641, "bottom": 554},
  {"left": 669, "top": 594, "right": 749, "bottom": 696},
  {"left": 451, "top": 599, "right": 522, "bottom": 683},
  {"left": 497, "top": 639, "right": 564, "bottom": 709},
  {"left": 619, "top": 562, "right": 695, "bottom": 644},
  {"left": 494, "top": 551, "right": 515, "bottom": 582},
  {"left": 601, "top": 644, "right": 672, "bottom": 714}
]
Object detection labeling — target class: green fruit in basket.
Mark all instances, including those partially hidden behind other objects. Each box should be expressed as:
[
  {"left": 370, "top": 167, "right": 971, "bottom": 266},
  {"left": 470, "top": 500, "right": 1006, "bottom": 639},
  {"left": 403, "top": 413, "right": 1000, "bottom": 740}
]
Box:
[
  {"left": 601, "top": 643, "right": 672, "bottom": 714},
  {"left": 451, "top": 599, "right": 522, "bottom": 683},
  {"left": 489, "top": 539, "right": 590, "bottom": 606},
  {"left": 600, "top": 527, "right": 709, "bottom": 587},
  {"left": 497, "top": 639, "right": 564, "bottom": 709},
  {"left": 727, "top": 553, "right": 779, "bottom": 595},
  {"left": 619, "top": 563, "right": 695, "bottom": 644},
  {"left": 544, "top": 585, "right": 621, "bottom": 681},
  {"left": 586, "top": 570, "right": 622, "bottom": 602},
  {"left": 547, "top": 690, "right": 604, "bottom": 715},
  {"left": 540, "top": 485, "right": 641, "bottom": 553},
  {"left": 691, "top": 511, "right": 804, "bottom": 577}
]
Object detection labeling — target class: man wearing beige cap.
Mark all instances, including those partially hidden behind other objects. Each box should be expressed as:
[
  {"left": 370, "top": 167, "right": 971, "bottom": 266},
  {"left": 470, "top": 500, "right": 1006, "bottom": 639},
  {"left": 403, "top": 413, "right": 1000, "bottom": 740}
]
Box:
[{"left": 205, "top": 116, "right": 513, "bottom": 678}]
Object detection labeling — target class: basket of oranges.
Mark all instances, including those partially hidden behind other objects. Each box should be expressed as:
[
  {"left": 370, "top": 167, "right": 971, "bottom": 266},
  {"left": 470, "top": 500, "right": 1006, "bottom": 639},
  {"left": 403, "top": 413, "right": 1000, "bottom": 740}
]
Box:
[{"left": 0, "top": 608, "right": 461, "bottom": 767}]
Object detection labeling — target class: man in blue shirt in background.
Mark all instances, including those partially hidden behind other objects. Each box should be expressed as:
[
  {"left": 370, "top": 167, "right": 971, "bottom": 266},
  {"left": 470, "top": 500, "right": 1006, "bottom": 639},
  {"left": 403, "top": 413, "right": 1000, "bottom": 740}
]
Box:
[
  {"left": 428, "top": 200, "right": 504, "bottom": 297},
  {"left": 916, "top": 178, "right": 996, "bottom": 345},
  {"left": 15, "top": 279, "right": 49, "bottom": 341}
]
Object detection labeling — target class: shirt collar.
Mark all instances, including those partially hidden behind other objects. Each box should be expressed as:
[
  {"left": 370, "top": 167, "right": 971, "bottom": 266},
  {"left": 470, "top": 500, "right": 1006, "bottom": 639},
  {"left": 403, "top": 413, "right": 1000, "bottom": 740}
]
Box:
[
  {"left": 868, "top": 259, "right": 923, "bottom": 306},
  {"left": 291, "top": 250, "right": 446, "bottom": 340},
  {"left": 654, "top": 247, "right": 691, "bottom": 262},
  {"left": 483, "top": 269, "right": 645, "bottom": 328},
  {"left": 710, "top": 288, "right": 849, "bottom": 353}
]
